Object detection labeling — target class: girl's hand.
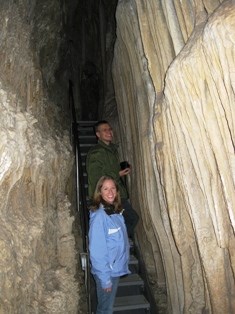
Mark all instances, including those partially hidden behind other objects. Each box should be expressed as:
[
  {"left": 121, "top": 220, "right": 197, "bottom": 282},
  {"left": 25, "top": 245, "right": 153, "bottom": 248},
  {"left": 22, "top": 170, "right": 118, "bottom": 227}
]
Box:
[{"left": 103, "top": 287, "right": 112, "bottom": 292}]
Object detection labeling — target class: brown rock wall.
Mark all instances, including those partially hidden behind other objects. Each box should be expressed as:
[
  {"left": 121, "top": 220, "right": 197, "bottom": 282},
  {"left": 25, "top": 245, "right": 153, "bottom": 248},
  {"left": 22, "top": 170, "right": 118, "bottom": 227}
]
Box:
[
  {"left": 113, "top": 0, "right": 235, "bottom": 313},
  {"left": 0, "top": 1, "right": 84, "bottom": 313}
]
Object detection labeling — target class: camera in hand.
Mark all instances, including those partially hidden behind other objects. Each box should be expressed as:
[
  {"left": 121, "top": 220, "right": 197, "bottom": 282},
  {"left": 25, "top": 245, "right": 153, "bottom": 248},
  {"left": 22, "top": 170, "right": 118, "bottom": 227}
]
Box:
[{"left": 120, "top": 161, "right": 130, "bottom": 170}]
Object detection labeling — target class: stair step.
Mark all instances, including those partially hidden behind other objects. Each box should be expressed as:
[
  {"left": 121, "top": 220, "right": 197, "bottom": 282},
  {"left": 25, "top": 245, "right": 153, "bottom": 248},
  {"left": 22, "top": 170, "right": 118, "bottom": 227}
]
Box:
[
  {"left": 119, "top": 274, "right": 144, "bottom": 287},
  {"left": 77, "top": 127, "right": 95, "bottom": 136},
  {"left": 78, "top": 135, "right": 97, "bottom": 144},
  {"left": 77, "top": 122, "right": 97, "bottom": 137},
  {"left": 80, "top": 143, "right": 95, "bottom": 148},
  {"left": 77, "top": 121, "right": 97, "bottom": 126},
  {"left": 113, "top": 294, "right": 150, "bottom": 312},
  {"left": 129, "top": 238, "right": 134, "bottom": 247},
  {"left": 78, "top": 134, "right": 96, "bottom": 139},
  {"left": 129, "top": 255, "right": 138, "bottom": 265},
  {"left": 79, "top": 144, "right": 94, "bottom": 153},
  {"left": 78, "top": 129, "right": 93, "bottom": 137}
]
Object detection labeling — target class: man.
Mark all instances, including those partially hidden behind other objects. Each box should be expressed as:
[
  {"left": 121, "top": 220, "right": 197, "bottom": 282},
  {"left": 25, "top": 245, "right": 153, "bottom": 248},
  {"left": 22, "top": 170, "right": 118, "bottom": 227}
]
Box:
[{"left": 86, "top": 120, "right": 139, "bottom": 238}]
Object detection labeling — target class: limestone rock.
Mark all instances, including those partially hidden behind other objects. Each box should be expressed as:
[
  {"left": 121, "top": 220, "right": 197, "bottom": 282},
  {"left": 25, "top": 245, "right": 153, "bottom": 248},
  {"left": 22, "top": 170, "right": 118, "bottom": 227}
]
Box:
[
  {"left": 0, "top": 1, "right": 84, "bottom": 313},
  {"left": 113, "top": 0, "right": 235, "bottom": 313}
]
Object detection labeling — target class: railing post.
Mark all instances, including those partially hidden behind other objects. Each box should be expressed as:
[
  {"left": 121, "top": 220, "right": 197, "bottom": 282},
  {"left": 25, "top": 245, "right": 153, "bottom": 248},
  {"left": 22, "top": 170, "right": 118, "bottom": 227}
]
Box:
[{"left": 69, "top": 80, "right": 91, "bottom": 313}]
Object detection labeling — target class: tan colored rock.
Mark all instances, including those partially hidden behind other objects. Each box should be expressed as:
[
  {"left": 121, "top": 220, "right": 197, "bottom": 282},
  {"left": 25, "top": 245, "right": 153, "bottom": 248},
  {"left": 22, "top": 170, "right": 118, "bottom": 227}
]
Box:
[
  {"left": 113, "top": 0, "right": 235, "bottom": 313},
  {"left": 0, "top": 2, "right": 83, "bottom": 313}
]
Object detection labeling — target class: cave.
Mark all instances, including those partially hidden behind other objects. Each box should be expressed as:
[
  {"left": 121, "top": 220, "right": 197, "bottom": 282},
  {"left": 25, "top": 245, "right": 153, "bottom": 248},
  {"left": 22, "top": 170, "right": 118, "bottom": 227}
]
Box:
[{"left": 1, "top": 0, "right": 235, "bottom": 313}]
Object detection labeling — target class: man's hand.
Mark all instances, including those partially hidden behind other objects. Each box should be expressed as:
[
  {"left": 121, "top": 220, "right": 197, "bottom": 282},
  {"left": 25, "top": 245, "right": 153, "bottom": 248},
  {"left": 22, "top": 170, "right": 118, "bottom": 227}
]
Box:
[{"left": 119, "top": 168, "right": 131, "bottom": 177}]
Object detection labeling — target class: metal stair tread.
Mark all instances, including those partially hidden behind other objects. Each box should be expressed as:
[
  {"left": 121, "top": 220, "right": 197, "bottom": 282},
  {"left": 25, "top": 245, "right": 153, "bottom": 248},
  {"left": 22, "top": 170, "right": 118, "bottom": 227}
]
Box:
[
  {"left": 77, "top": 120, "right": 97, "bottom": 125},
  {"left": 113, "top": 294, "right": 150, "bottom": 311},
  {"left": 77, "top": 128, "right": 95, "bottom": 130},
  {"left": 129, "top": 254, "right": 138, "bottom": 265},
  {"left": 78, "top": 133, "right": 96, "bottom": 137},
  {"left": 119, "top": 273, "right": 144, "bottom": 286},
  {"left": 77, "top": 130, "right": 94, "bottom": 135},
  {"left": 79, "top": 143, "right": 95, "bottom": 148}
]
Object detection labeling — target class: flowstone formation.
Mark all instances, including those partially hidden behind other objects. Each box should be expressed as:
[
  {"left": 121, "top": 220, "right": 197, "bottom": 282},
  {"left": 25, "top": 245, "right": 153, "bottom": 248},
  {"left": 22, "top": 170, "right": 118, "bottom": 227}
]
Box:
[
  {"left": 113, "top": 0, "right": 235, "bottom": 313},
  {"left": 0, "top": 1, "right": 85, "bottom": 313}
]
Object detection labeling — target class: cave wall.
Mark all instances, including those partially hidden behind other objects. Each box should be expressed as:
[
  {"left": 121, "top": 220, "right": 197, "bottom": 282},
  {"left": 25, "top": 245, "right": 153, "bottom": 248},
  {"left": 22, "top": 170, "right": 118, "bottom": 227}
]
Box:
[
  {"left": 0, "top": 1, "right": 86, "bottom": 313},
  {"left": 112, "top": 0, "right": 235, "bottom": 313},
  {"left": 1, "top": 0, "right": 234, "bottom": 313}
]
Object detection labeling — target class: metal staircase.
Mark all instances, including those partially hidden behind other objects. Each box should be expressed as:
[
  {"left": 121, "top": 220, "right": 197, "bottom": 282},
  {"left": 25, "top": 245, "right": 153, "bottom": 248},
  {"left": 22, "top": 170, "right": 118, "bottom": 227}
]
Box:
[{"left": 77, "top": 121, "right": 151, "bottom": 314}]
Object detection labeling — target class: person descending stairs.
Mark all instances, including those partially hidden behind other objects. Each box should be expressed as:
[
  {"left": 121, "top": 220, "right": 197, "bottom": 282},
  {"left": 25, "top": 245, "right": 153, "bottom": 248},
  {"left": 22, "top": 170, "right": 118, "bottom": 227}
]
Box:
[{"left": 77, "top": 121, "right": 151, "bottom": 313}]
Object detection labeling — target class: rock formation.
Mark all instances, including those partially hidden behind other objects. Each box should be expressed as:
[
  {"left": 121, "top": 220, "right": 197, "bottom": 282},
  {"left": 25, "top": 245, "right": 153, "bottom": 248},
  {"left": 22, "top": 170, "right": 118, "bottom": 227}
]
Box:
[
  {"left": 0, "top": 1, "right": 86, "bottom": 313},
  {"left": 113, "top": 0, "right": 235, "bottom": 313},
  {"left": 1, "top": 0, "right": 235, "bottom": 313}
]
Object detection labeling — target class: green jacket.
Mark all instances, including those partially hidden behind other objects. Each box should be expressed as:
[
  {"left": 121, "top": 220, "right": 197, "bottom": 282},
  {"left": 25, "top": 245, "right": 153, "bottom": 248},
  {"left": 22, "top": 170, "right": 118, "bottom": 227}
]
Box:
[{"left": 86, "top": 140, "right": 128, "bottom": 199}]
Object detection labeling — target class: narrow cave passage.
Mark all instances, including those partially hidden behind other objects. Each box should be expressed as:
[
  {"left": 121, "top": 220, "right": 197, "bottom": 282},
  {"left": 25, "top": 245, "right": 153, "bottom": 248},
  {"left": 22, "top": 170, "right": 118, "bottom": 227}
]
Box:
[
  {"left": 70, "top": 1, "right": 159, "bottom": 312},
  {"left": 4, "top": 1, "right": 234, "bottom": 313},
  {"left": 1, "top": 0, "right": 161, "bottom": 313},
  {"left": 0, "top": 0, "right": 170, "bottom": 311},
  {"left": 69, "top": 0, "right": 119, "bottom": 122}
]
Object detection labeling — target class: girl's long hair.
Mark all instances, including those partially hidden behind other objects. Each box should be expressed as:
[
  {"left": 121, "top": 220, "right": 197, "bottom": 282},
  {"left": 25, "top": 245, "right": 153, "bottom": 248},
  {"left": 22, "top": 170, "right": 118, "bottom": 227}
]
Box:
[{"left": 90, "top": 176, "right": 123, "bottom": 213}]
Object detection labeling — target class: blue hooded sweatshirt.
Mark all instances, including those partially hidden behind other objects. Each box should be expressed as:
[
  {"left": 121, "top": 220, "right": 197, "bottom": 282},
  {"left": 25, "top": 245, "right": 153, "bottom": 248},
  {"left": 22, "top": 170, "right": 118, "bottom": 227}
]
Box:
[{"left": 89, "top": 205, "right": 130, "bottom": 289}]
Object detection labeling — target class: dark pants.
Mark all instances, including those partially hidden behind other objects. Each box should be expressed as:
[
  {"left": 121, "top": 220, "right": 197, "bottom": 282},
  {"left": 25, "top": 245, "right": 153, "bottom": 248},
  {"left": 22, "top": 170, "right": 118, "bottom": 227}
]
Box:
[{"left": 121, "top": 199, "right": 139, "bottom": 238}]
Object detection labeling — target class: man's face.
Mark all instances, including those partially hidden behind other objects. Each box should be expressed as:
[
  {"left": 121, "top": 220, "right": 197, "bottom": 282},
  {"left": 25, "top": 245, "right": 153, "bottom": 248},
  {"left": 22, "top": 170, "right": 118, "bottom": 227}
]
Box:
[{"left": 96, "top": 123, "right": 113, "bottom": 145}]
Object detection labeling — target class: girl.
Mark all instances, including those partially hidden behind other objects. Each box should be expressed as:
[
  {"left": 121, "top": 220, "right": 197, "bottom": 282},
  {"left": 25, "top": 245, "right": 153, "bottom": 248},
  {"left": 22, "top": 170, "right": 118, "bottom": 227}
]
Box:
[{"left": 89, "top": 176, "right": 130, "bottom": 313}]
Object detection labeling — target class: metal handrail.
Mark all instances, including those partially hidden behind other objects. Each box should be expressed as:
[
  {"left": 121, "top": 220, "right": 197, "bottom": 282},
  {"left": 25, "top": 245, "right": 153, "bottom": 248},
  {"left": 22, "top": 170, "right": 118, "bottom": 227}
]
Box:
[{"left": 69, "top": 80, "right": 91, "bottom": 313}]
